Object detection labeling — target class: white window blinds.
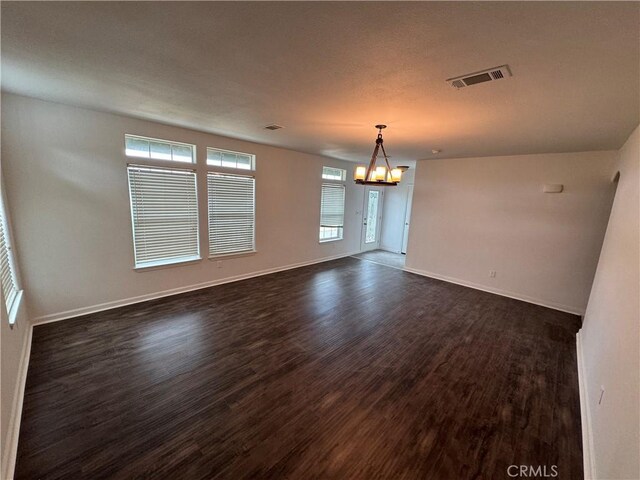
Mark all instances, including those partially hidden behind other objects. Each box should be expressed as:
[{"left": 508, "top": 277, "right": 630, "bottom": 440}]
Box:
[
  {"left": 319, "top": 184, "right": 345, "bottom": 241},
  {"left": 207, "top": 173, "right": 255, "bottom": 256},
  {"left": 0, "top": 204, "right": 19, "bottom": 315},
  {"left": 127, "top": 166, "right": 200, "bottom": 268}
]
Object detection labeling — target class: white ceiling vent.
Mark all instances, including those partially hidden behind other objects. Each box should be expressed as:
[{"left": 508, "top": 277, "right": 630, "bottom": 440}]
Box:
[{"left": 446, "top": 65, "right": 512, "bottom": 89}]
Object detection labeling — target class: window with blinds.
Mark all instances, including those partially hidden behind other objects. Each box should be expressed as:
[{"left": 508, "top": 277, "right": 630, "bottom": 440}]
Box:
[
  {"left": 0, "top": 201, "right": 20, "bottom": 319},
  {"left": 127, "top": 166, "right": 200, "bottom": 268},
  {"left": 207, "top": 173, "right": 255, "bottom": 256},
  {"left": 319, "top": 183, "right": 345, "bottom": 242}
]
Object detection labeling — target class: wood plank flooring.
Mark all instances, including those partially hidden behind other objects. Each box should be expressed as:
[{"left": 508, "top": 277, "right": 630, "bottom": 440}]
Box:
[{"left": 16, "top": 257, "right": 583, "bottom": 479}]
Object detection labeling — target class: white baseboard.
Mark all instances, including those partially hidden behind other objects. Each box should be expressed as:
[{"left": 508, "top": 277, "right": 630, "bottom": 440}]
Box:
[
  {"left": 1, "top": 323, "right": 33, "bottom": 480},
  {"left": 403, "top": 266, "right": 584, "bottom": 315},
  {"left": 576, "top": 330, "right": 596, "bottom": 480},
  {"left": 32, "top": 251, "right": 359, "bottom": 326}
]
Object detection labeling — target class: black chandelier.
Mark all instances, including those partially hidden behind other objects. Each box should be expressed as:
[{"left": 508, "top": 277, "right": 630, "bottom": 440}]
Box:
[{"left": 354, "top": 125, "right": 403, "bottom": 186}]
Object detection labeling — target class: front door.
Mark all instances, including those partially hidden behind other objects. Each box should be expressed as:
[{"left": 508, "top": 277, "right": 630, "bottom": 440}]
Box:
[{"left": 361, "top": 187, "right": 384, "bottom": 251}]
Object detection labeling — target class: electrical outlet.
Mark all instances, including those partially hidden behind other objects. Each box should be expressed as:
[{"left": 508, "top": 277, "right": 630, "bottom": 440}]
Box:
[
  {"left": 216, "top": 261, "right": 222, "bottom": 269},
  {"left": 489, "top": 270, "right": 496, "bottom": 278}
]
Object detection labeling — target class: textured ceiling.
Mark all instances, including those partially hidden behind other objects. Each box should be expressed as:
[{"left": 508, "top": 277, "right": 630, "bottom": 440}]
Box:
[{"left": 2, "top": 2, "right": 639, "bottom": 162}]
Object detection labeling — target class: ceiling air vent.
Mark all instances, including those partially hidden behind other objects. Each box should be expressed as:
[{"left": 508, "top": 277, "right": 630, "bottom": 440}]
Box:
[
  {"left": 264, "top": 124, "right": 284, "bottom": 130},
  {"left": 446, "top": 65, "right": 512, "bottom": 89}
]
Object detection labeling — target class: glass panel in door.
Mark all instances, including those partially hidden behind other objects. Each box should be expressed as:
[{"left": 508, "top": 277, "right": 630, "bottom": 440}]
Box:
[
  {"left": 365, "top": 190, "right": 380, "bottom": 243},
  {"left": 361, "top": 188, "right": 383, "bottom": 252}
]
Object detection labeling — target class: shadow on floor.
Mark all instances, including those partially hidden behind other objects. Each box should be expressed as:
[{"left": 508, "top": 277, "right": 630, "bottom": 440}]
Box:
[{"left": 351, "top": 249, "right": 406, "bottom": 269}]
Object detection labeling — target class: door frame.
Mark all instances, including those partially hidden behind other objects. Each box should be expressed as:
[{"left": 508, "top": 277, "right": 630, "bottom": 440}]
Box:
[{"left": 401, "top": 184, "right": 414, "bottom": 254}]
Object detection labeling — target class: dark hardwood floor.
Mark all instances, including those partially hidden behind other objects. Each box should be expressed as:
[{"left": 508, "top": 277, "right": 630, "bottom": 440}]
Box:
[{"left": 16, "top": 257, "right": 583, "bottom": 479}]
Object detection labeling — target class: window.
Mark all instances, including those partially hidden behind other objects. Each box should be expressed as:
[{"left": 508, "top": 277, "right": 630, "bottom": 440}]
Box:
[
  {"left": 208, "top": 173, "right": 255, "bottom": 256},
  {"left": 322, "top": 166, "right": 347, "bottom": 181},
  {"left": 320, "top": 166, "right": 346, "bottom": 242},
  {"left": 0, "top": 195, "right": 21, "bottom": 322},
  {"left": 206, "top": 146, "right": 256, "bottom": 257},
  {"left": 127, "top": 166, "right": 199, "bottom": 268},
  {"left": 207, "top": 147, "right": 254, "bottom": 170},
  {"left": 319, "top": 183, "right": 345, "bottom": 242},
  {"left": 125, "top": 135, "right": 195, "bottom": 163},
  {"left": 125, "top": 134, "right": 199, "bottom": 269}
]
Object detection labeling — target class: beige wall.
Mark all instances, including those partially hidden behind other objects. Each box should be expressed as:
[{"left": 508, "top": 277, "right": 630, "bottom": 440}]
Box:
[
  {"left": 1, "top": 94, "right": 364, "bottom": 321},
  {"left": 405, "top": 151, "right": 618, "bottom": 314},
  {"left": 579, "top": 125, "right": 639, "bottom": 479}
]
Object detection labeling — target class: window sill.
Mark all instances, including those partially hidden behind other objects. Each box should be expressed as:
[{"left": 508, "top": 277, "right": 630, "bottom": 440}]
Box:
[
  {"left": 319, "top": 238, "right": 343, "bottom": 244},
  {"left": 7, "top": 290, "right": 23, "bottom": 328},
  {"left": 134, "top": 256, "right": 202, "bottom": 271},
  {"left": 126, "top": 158, "right": 196, "bottom": 168},
  {"left": 209, "top": 250, "right": 257, "bottom": 260},
  {"left": 206, "top": 165, "right": 256, "bottom": 175}
]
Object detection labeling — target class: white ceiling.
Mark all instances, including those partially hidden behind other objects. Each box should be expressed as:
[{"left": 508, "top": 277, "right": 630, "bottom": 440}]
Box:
[{"left": 2, "top": 2, "right": 638, "bottom": 162}]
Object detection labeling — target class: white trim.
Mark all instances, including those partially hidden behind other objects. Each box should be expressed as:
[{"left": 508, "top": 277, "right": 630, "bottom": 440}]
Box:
[
  {"left": 7, "top": 290, "right": 23, "bottom": 327},
  {"left": 319, "top": 237, "right": 343, "bottom": 244},
  {"left": 1, "top": 321, "right": 33, "bottom": 480},
  {"left": 576, "top": 330, "right": 596, "bottom": 480},
  {"left": 403, "top": 266, "right": 584, "bottom": 315},
  {"left": 133, "top": 256, "right": 202, "bottom": 271},
  {"left": 31, "top": 251, "right": 359, "bottom": 325},
  {"left": 208, "top": 250, "right": 257, "bottom": 260}
]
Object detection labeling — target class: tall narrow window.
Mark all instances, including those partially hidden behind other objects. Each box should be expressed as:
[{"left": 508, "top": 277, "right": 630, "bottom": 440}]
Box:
[
  {"left": 0, "top": 195, "right": 21, "bottom": 321},
  {"left": 208, "top": 173, "right": 255, "bottom": 256},
  {"left": 320, "top": 183, "right": 345, "bottom": 242},
  {"left": 127, "top": 166, "right": 199, "bottom": 268}
]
